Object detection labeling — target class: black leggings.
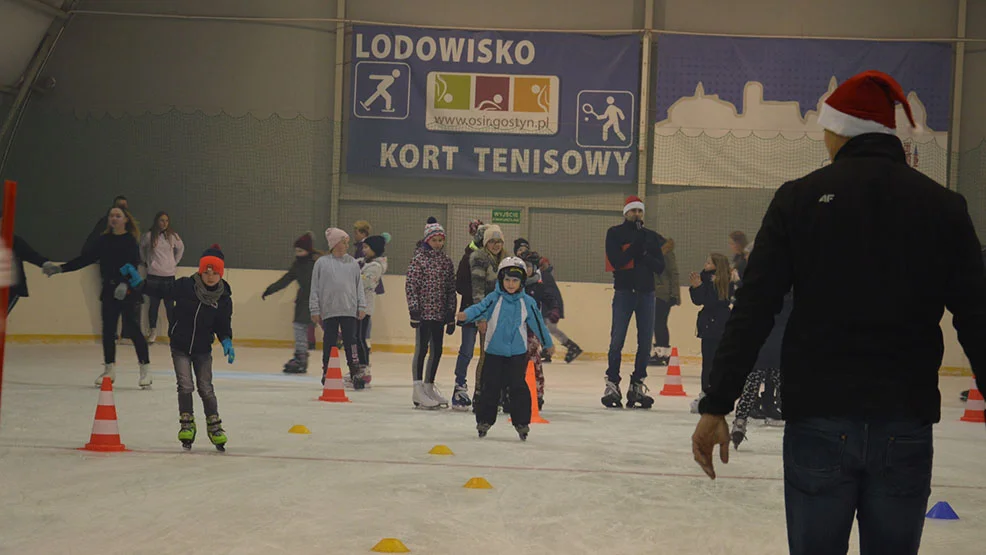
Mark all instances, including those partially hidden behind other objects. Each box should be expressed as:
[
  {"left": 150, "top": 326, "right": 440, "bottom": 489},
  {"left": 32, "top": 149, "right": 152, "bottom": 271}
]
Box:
[
  {"left": 357, "top": 315, "right": 372, "bottom": 366},
  {"left": 102, "top": 297, "right": 149, "bottom": 365},
  {"left": 475, "top": 354, "right": 530, "bottom": 428},
  {"left": 412, "top": 321, "right": 445, "bottom": 383},
  {"left": 653, "top": 297, "right": 672, "bottom": 348},
  {"left": 322, "top": 316, "right": 359, "bottom": 370}
]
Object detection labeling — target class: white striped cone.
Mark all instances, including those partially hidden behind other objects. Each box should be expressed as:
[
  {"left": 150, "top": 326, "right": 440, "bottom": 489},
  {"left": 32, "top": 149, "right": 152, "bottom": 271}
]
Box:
[
  {"left": 318, "top": 346, "right": 351, "bottom": 403},
  {"left": 659, "top": 347, "right": 687, "bottom": 396},
  {"left": 960, "top": 378, "right": 985, "bottom": 423},
  {"left": 80, "top": 376, "right": 128, "bottom": 452}
]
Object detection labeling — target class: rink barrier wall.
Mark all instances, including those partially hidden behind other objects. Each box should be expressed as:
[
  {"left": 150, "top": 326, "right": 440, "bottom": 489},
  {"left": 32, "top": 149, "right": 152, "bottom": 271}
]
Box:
[{"left": 7, "top": 266, "right": 973, "bottom": 376}]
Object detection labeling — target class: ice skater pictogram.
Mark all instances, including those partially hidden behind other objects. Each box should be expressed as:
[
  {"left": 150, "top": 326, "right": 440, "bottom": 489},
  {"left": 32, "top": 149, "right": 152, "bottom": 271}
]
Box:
[
  {"left": 582, "top": 96, "right": 626, "bottom": 141},
  {"left": 360, "top": 69, "right": 402, "bottom": 113}
]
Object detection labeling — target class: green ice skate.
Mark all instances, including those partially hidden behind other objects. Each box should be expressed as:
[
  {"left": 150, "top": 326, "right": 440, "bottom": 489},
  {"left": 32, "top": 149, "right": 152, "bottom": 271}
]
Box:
[
  {"left": 206, "top": 415, "right": 227, "bottom": 452},
  {"left": 178, "top": 413, "right": 196, "bottom": 451}
]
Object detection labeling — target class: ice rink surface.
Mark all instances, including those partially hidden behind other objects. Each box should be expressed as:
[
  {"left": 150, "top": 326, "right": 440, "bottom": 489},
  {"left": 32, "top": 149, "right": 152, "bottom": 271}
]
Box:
[{"left": 0, "top": 343, "right": 983, "bottom": 554}]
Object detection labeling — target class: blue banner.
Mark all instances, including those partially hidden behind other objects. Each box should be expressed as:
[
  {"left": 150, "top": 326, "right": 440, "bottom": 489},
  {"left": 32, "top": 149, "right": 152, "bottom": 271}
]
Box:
[
  {"left": 347, "top": 26, "right": 641, "bottom": 182},
  {"left": 651, "top": 36, "right": 952, "bottom": 188}
]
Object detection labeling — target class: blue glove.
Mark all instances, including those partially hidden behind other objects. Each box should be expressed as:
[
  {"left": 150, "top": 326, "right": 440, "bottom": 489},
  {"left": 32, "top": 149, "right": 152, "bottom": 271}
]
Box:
[
  {"left": 120, "top": 264, "right": 143, "bottom": 288},
  {"left": 221, "top": 338, "right": 235, "bottom": 364}
]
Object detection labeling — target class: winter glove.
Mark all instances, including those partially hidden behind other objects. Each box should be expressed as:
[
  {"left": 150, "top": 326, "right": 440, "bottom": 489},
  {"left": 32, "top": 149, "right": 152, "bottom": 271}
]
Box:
[
  {"left": 42, "top": 261, "right": 62, "bottom": 277},
  {"left": 446, "top": 323, "right": 456, "bottom": 336},
  {"left": 119, "top": 263, "right": 143, "bottom": 288},
  {"left": 546, "top": 309, "right": 561, "bottom": 324},
  {"left": 671, "top": 295, "right": 681, "bottom": 307},
  {"left": 221, "top": 338, "right": 235, "bottom": 364},
  {"left": 409, "top": 309, "right": 421, "bottom": 329},
  {"left": 410, "top": 320, "right": 420, "bottom": 329},
  {"left": 113, "top": 282, "right": 128, "bottom": 300}
]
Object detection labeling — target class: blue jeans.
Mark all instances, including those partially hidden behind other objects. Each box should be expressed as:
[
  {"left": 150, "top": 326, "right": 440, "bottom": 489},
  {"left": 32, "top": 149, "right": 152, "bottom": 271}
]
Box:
[
  {"left": 605, "top": 290, "right": 655, "bottom": 384},
  {"left": 453, "top": 324, "right": 478, "bottom": 387},
  {"left": 784, "top": 418, "right": 933, "bottom": 555}
]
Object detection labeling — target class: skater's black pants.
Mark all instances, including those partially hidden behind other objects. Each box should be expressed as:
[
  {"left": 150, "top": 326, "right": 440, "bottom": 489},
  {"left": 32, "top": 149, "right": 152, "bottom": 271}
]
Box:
[
  {"left": 102, "top": 297, "right": 149, "bottom": 365},
  {"left": 653, "top": 297, "right": 673, "bottom": 348},
  {"left": 172, "top": 348, "right": 218, "bottom": 416},
  {"left": 145, "top": 275, "right": 175, "bottom": 331},
  {"left": 700, "top": 333, "right": 722, "bottom": 393},
  {"left": 412, "top": 321, "right": 445, "bottom": 382},
  {"left": 475, "top": 354, "right": 530, "bottom": 428},
  {"left": 784, "top": 418, "right": 932, "bottom": 555},
  {"left": 322, "top": 316, "right": 359, "bottom": 370},
  {"left": 357, "top": 315, "right": 372, "bottom": 366}
]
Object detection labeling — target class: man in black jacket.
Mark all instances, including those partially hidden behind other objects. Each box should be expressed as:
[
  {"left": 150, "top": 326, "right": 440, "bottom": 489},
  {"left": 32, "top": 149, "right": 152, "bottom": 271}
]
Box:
[
  {"left": 602, "top": 195, "right": 665, "bottom": 409},
  {"left": 692, "top": 71, "right": 986, "bottom": 555}
]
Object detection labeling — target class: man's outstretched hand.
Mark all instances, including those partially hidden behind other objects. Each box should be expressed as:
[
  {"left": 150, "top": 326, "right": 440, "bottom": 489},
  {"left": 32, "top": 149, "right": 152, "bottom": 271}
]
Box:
[{"left": 692, "top": 414, "right": 730, "bottom": 479}]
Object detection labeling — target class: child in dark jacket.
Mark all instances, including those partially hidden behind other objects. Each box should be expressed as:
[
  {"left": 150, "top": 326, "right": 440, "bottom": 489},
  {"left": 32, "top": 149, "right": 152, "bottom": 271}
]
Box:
[
  {"left": 144, "top": 245, "right": 234, "bottom": 451},
  {"left": 689, "top": 253, "right": 734, "bottom": 411},
  {"left": 263, "top": 232, "right": 318, "bottom": 374},
  {"left": 405, "top": 218, "right": 457, "bottom": 409},
  {"left": 523, "top": 257, "right": 557, "bottom": 410},
  {"left": 457, "top": 257, "right": 554, "bottom": 441}
]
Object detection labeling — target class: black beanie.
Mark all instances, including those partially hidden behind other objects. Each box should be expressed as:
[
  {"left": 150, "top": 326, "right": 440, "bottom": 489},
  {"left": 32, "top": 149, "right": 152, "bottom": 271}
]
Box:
[
  {"left": 365, "top": 235, "right": 386, "bottom": 256},
  {"left": 514, "top": 238, "right": 530, "bottom": 255}
]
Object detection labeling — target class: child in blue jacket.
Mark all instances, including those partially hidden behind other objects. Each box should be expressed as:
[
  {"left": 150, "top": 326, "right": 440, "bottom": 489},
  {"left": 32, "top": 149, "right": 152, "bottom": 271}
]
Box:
[{"left": 457, "top": 257, "right": 554, "bottom": 441}]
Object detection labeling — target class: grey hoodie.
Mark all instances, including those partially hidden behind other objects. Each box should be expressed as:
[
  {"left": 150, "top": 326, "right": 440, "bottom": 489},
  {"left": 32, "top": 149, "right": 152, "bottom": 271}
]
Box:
[{"left": 309, "top": 253, "right": 366, "bottom": 320}]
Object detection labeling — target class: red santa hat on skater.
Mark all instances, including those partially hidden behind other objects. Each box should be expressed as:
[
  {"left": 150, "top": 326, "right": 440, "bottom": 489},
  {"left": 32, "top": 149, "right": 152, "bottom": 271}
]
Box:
[
  {"left": 623, "top": 195, "right": 645, "bottom": 215},
  {"left": 816, "top": 70, "right": 917, "bottom": 137}
]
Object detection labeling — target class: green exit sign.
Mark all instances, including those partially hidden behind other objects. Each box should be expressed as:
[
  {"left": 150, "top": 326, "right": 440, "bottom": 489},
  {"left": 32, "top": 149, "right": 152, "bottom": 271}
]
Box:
[{"left": 492, "top": 209, "right": 521, "bottom": 224}]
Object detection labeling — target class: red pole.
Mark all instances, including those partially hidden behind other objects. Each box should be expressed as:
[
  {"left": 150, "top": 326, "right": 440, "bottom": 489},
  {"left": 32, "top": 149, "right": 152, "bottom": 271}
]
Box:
[{"left": 0, "top": 180, "right": 18, "bottom": 427}]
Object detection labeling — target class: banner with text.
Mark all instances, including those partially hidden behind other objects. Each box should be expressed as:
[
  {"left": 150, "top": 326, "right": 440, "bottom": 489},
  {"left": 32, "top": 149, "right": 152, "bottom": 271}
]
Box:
[
  {"left": 652, "top": 36, "right": 952, "bottom": 188},
  {"left": 347, "top": 26, "right": 640, "bottom": 182}
]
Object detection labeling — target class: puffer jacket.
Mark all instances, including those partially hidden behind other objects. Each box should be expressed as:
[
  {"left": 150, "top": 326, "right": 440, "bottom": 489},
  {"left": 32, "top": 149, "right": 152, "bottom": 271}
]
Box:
[
  {"left": 470, "top": 247, "right": 504, "bottom": 306},
  {"left": 463, "top": 283, "right": 553, "bottom": 357},
  {"left": 405, "top": 244, "right": 456, "bottom": 322},
  {"left": 690, "top": 269, "right": 734, "bottom": 339},
  {"left": 361, "top": 256, "right": 388, "bottom": 316},
  {"left": 456, "top": 242, "right": 481, "bottom": 311}
]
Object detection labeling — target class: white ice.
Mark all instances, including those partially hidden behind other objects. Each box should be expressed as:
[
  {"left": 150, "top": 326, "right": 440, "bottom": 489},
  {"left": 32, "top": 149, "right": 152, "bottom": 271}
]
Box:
[{"left": 0, "top": 343, "right": 983, "bottom": 555}]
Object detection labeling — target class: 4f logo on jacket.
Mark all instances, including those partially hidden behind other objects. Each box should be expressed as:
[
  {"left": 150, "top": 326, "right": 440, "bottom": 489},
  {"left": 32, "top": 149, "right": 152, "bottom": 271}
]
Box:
[{"left": 818, "top": 194, "right": 836, "bottom": 203}]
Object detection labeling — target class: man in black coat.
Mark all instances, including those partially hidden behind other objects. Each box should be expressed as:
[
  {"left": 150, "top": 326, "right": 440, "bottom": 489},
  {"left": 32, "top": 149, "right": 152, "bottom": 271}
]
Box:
[
  {"left": 602, "top": 195, "right": 665, "bottom": 409},
  {"left": 692, "top": 71, "right": 986, "bottom": 555}
]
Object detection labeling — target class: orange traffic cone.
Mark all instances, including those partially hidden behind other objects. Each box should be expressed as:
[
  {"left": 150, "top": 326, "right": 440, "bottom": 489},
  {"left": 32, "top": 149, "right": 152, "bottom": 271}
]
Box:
[
  {"left": 658, "top": 347, "right": 687, "bottom": 396},
  {"left": 960, "top": 379, "right": 984, "bottom": 423},
  {"left": 80, "top": 376, "right": 129, "bottom": 452},
  {"left": 511, "top": 360, "right": 548, "bottom": 424},
  {"left": 318, "top": 346, "right": 351, "bottom": 403}
]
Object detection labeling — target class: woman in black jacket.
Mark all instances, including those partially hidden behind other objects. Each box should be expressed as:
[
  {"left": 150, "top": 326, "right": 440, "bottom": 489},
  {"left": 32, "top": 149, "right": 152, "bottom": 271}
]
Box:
[
  {"left": 689, "top": 253, "right": 734, "bottom": 412},
  {"left": 44, "top": 206, "right": 150, "bottom": 388},
  {"left": 9, "top": 234, "right": 50, "bottom": 313},
  {"left": 144, "top": 244, "right": 234, "bottom": 452}
]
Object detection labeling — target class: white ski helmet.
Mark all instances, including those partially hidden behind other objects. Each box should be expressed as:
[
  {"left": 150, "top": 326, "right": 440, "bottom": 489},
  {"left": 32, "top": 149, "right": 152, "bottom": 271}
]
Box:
[{"left": 497, "top": 256, "right": 527, "bottom": 289}]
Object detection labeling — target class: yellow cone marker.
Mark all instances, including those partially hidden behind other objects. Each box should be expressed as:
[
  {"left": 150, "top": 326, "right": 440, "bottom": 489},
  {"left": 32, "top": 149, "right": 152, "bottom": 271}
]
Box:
[
  {"left": 288, "top": 425, "right": 311, "bottom": 434},
  {"left": 463, "top": 477, "right": 493, "bottom": 489},
  {"left": 371, "top": 538, "right": 410, "bottom": 553},
  {"left": 428, "top": 444, "right": 453, "bottom": 455}
]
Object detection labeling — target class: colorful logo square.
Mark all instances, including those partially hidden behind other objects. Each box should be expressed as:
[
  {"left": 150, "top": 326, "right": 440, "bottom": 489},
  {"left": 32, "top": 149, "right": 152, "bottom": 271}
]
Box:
[
  {"left": 513, "top": 77, "right": 552, "bottom": 113},
  {"left": 433, "top": 73, "right": 472, "bottom": 110},
  {"left": 474, "top": 75, "right": 510, "bottom": 112}
]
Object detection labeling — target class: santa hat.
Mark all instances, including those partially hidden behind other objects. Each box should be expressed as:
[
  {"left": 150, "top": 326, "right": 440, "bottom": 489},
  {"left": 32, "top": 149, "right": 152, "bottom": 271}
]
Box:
[
  {"left": 199, "top": 244, "right": 225, "bottom": 277},
  {"left": 324, "top": 227, "right": 349, "bottom": 250},
  {"left": 817, "top": 70, "right": 916, "bottom": 137},
  {"left": 423, "top": 216, "right": 445, "bottom": 243},
  {"left": 623, "top": 195, "right": 644, "bottom": 215}
]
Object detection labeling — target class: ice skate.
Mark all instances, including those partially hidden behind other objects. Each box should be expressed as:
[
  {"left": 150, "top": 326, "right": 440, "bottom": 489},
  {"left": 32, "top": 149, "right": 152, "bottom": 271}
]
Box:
[
  {"left": 412, "top": 381, "right": 441, "bottom": 410},
  {"left": 178, "top": 413, "right": 196, "bottom": 451},
  {"left": 731, "top": 417, "right": 747, "bottom": 450},
  {"left": 349, "top": 365, "right": 366, "bottom": 391},
  {"left": 138, "top": 363, "right": 153, "bottom": 389},
  {"left": 94, "top": 363, "right": 115, "bottom": 387},
  {"left": 423, "top": 382, "right": 449, "bottom": 407},
  {"left": 541, "top": 349, "right": 552, "bottom": 363},
  {"left": 626, "top": 381, "right": 654, "bottom": 409},
  {"left": 361, "top": 365, "right": 372, "bottom": 388},
  {"left": 477, "top": 422, "right": 491, "bottom": 438},
  {"left": 206, "top": 414, "right": 227, "bottom": 452},
  {"left": 601, "top": 379, "right": 623, "bottom": 408},
  {"left": 283, "top": 353, "right": 308, "bottom": 374},
  {"left": 515, "top": 424, "right": 530, "bottom": 441},
  {"left": 563, "top": 341, "right": 583, "bottom": 364},
  {"left": 451, "top": 384, "right": 472, "bottom": 411}
]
